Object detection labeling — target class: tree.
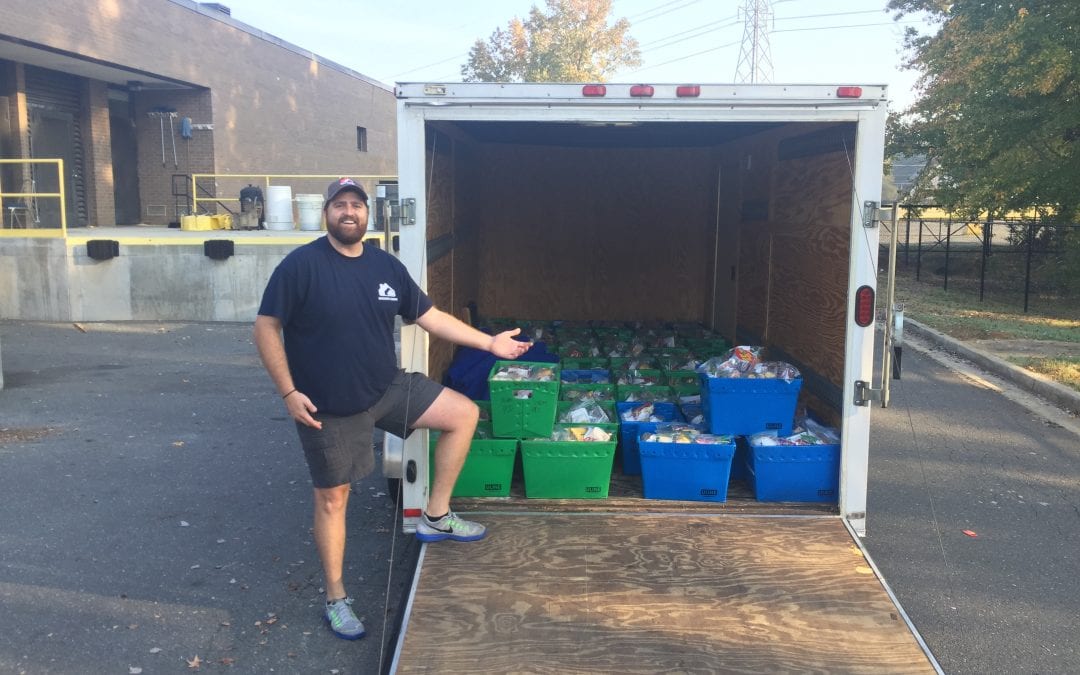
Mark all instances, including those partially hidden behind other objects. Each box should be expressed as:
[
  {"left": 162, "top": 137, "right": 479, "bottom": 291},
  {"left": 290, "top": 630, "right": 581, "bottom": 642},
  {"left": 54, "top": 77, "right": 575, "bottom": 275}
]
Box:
[
  {"left": 887, "top": 1, "right": 1080, "bottom": 222},
  {"left": 462, "top": 0, "right": 641, "bottom": 83}
]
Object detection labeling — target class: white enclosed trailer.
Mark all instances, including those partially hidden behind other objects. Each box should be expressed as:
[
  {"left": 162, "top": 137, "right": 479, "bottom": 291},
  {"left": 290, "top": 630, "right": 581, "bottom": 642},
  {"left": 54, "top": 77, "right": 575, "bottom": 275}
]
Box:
[{"left": 386, "top": 82, "right": 935, "bottom": 673}]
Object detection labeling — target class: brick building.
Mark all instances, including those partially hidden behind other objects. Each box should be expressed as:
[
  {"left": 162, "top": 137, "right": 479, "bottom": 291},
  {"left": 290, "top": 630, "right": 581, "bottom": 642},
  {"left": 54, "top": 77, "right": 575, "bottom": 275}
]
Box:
[{"left": 0, "top": 0, "right": 396, "bottom": 228}]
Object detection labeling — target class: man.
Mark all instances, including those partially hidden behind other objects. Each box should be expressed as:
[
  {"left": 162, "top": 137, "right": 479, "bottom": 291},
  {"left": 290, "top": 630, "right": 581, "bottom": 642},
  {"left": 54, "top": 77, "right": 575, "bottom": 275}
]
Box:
[{"left": 253, "top": 177, "right": 530, "bottom": 640}]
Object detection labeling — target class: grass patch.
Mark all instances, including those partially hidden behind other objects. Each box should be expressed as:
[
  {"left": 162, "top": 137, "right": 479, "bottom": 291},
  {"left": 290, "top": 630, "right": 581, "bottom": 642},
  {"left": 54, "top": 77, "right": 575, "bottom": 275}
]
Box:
[
  {"left": 1006, "top": 357, "right": 1080, "bottom": 393},
  {"left": 892, "top": 274, "right": 1080, "bottom": 342}
]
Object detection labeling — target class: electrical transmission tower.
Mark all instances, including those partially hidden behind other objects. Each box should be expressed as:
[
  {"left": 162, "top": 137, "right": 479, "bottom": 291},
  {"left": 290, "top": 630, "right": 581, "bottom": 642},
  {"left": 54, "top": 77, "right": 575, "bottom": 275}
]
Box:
[{"left": 734, "top": 0, "right": 774, "bottom": 83}]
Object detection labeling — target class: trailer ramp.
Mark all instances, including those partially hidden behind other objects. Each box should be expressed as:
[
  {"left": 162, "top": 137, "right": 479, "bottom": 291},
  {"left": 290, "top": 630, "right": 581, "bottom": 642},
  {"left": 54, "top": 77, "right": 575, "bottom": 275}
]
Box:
[{"left": 392, "top": 513, "right": 936, "bottom": 673}]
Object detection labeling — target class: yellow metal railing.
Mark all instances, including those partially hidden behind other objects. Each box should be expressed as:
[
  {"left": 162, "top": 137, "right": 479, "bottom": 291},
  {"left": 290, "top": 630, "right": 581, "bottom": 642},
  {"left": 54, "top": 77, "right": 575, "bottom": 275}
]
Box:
[
  {"left": 0, "top": 158, "right": 67, "bottom": 238},
  {"left": 191, "top": 173, "right": 397, "bottom": 249}
]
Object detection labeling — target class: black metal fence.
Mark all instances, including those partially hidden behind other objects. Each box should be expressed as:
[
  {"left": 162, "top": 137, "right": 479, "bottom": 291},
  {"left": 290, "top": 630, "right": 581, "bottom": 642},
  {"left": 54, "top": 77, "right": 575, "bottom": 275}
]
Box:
[{"left": 888, "top": 206, "right": 1079, "bottom": 313}]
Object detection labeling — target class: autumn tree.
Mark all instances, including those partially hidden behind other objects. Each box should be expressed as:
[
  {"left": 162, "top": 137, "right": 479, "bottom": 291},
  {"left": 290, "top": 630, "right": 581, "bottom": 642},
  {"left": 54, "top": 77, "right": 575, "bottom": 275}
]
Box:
[
  {"left": 887, "top": 1, "right": 1080, "bottom": 222},
  {"left": 462, "top": 0, "right": 641, "bottom": 83}
]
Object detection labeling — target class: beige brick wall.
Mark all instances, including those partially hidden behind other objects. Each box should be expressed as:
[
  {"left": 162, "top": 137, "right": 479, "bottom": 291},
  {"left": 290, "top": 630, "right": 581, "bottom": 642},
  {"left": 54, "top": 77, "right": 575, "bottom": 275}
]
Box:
[
  {"left": 84, "top": 80, "right": 115, "bottom": 227},
  {"left": 0, "top": 0, "right": 397, "bottom": 225},
  {"left": 136, "top": 89, "right": 216, "bottom": 223}
]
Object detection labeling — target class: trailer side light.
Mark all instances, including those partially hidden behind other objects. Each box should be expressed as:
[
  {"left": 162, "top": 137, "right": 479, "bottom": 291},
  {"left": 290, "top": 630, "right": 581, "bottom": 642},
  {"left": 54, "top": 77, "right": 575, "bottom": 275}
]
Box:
[
  {"left": 676, "top": 85, "right": 701, "bottom": 97},
  {"left": 837, "top": 86, "right": 863, "bottom": 98},
  {"left": 582, "top": 84, "right": 607, "bottom": 97},
  {"left": 403, "top": 508, "right": 422, "bottom": 518},
  {"left": 855, "top": 285, "right": 875, "bottom": 327},
  {"left": 630, "top": 84, "right": 654, "bottom": 97}
]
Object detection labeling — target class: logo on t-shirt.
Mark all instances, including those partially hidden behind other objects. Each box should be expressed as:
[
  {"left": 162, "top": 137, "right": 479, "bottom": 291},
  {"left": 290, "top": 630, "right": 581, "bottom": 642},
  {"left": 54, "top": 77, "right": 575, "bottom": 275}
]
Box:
[{"left": 377, "top": 282, "right": 398, "bottom": 301}]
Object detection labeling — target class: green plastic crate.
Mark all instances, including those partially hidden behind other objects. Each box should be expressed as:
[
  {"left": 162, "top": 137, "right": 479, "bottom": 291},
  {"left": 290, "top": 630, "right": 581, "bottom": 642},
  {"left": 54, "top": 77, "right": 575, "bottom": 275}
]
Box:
[
  {"left": 429, "top": 424, "right": 518, "bottom": 497},
  {"left": 615, "top": 384, "right": 674, "bottom": 402},
  {"left": 488, "top": 360, "right": 561, "bottom": 439},
  {"left": 664, "top": 371, "right": 700, "bottom": 387},
  {"left": 560, "top": 356, "right": 610, "bottom": 370},
  {"left": 559, "top": 383, "right": 616, "bottom": 401},
  {"left": 556, "top": 399, "right": 617, "bottom": 424},
  {"left": 609, "top": 356, "right": 660, "bottom": 371},
  {"left": 476, "top": 400, "right": 492, "bottom": 422},
  {"left": 670, "top": 383, "right": 702, "bottom": 400},
  {"left": 520, "top": 437, "right": 616, "bottom": 498},
  {"left": 614, "top": 368, "right": 665, "bottom": 386},
  {"left": 553, "top": 422, "right": 619, "bottom": 437}
]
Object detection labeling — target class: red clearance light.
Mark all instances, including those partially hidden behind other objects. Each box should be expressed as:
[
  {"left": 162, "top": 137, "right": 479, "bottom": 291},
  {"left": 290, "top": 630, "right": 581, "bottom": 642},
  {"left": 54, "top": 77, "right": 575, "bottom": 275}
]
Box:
[
  {"left": 582, "top": 84, "right": 607, "bottom": 97},
  {"left": 403, "top": 508, "right": 423, "bottom": 518},
  {"left": 854, "top": 285, "right": 876, "bottom": 327},
  {"left": 836, "top": 86, "right": 863, "bottom": 98},
  {"left": 629, "top": 84, "right": 654, "bottom": 97},
  {"left": 676, "top": 85, "right": 701, "bottom": 97}
]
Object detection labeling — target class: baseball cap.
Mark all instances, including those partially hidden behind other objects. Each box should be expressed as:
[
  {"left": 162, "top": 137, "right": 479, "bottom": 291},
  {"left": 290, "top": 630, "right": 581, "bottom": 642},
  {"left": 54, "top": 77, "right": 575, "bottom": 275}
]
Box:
[{"left": 324, "top": 177, "right": 369, "bottom": 208}]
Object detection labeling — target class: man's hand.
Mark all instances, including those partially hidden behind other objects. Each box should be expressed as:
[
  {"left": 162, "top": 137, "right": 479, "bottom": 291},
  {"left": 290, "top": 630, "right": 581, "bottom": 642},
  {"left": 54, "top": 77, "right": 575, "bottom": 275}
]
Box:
[
  {"left": 284, "top": 390, "right": 322, "bottom": 429},
  {"left": 490, "top": 328, "right": 532, "bottom": 360}
]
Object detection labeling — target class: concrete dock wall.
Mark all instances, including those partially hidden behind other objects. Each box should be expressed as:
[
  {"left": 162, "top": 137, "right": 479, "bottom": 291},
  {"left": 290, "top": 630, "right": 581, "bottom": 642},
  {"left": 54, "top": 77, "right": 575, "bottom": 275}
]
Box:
[{"left": 0, "top": 237, "right": 299, "bottom": 322}]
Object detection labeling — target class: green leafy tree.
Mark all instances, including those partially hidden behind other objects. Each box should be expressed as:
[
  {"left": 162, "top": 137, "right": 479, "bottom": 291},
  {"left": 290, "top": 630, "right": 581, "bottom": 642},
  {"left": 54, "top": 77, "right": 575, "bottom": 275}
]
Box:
[
  {"left": 462, "top": 0, "right": 641, "bottom": 83},
  {"left": 887, "top": 1, "right": 1080, "bottom": 222}
]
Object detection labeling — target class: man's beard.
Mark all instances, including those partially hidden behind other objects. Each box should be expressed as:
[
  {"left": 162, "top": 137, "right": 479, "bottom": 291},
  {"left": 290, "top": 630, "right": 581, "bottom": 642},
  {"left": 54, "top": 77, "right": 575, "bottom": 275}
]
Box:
[{"left": 327, "top": 216, "right": 367, "bottom": 245}]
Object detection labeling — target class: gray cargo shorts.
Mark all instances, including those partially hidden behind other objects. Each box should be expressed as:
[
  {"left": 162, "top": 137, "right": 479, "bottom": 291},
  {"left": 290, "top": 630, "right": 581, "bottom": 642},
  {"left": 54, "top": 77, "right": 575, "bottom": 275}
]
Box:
[{"left": 295, "top": 370, "right": 443, "bottom": 488}]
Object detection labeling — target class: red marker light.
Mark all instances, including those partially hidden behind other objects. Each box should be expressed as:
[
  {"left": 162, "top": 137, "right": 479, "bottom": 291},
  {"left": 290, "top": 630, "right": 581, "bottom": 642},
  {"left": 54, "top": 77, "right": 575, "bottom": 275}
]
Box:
[
  {"left": 630, "top": 84, "right": 654, "bottom": 97},
  {"left": 403, "top": 508, "right": 423, "bottom": 518},
  {"left": 837, "top": 86, "right": 863, "bottom": 98},
  {"left": 854, "top": 285, "right": 875, "bottom": 327},
  {"left": 676, "top": 85, "right": 701, "bottom": 97},
  {"left": 582, "top": 85, "right": 607, "bottom": 97}
]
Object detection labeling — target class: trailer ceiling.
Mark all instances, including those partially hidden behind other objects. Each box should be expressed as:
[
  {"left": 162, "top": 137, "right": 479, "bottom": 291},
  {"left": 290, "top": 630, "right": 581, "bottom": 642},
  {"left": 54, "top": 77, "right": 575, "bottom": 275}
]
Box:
[{"left": 448, "top": 121, "right": 785, "bottom": 148}]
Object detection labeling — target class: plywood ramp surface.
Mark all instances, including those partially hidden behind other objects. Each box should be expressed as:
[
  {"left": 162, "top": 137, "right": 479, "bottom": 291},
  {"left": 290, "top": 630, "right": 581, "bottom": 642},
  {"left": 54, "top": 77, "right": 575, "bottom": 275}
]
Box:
[{"left": 394, "top": 515, "right": 934, "bottom": 674}]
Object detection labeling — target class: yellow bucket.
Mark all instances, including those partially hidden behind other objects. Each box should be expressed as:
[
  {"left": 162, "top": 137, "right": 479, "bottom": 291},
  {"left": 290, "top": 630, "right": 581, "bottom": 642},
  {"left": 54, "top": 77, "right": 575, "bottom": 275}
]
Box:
[{"left": 180, "top": 215, "right": 214, "bottom": 231}]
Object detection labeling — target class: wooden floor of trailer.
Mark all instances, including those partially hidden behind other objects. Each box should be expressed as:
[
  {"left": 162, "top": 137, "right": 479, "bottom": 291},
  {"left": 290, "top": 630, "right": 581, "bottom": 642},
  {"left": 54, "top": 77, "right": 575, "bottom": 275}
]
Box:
[{"left": 393, "top": 514, "right": 936, "bottom": 674}]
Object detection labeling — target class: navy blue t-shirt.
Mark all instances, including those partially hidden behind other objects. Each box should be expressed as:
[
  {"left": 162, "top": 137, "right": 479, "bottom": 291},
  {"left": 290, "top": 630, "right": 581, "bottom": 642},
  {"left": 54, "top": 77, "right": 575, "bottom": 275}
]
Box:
[{"left": 257, "top": 237, "right": 433, "bottom": 415}]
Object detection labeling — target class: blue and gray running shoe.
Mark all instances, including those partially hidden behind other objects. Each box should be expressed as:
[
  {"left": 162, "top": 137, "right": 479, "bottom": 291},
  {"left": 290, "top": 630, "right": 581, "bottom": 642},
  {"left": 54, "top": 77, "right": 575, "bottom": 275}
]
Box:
[
  {"left": 324, "top": 597, "right": 365, "bottom": 640},
  {"left": 416, "top": 510, "right": 487, "bottom": 542}
]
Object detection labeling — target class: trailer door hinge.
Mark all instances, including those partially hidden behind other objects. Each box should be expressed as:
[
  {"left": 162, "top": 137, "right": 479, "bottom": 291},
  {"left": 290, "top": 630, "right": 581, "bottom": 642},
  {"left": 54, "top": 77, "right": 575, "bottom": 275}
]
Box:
[
  {"left": 391, "top": 198, "right": 416, "bottom": 227},
  {"left": 862, "top": 201, "right": 890, "bottom": 228},
  {"left": 854, "top": 380, "right": 883, "bottom": 406}
]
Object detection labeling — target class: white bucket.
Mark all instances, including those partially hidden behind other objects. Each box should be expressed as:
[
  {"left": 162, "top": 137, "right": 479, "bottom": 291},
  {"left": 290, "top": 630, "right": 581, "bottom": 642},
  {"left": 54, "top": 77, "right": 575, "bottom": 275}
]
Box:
[
  {"left": 264, "top": 185, "right": 294, "bottom": 231},
  {"left": 295, "top": 194, "right": 324, "bottom": 231}
]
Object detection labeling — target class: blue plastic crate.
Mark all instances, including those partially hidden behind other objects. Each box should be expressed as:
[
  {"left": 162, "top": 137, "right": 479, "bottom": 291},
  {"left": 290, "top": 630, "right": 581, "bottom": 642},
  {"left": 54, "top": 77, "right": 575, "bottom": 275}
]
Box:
[
  {"left": 699, "top": 374, "right": 802, "bottom": 436},
  {"left": 616, "top": 401, "right": 682, "bottom": 475},
  {"left": 746, "top": 442, "right": 840, "bottom": 502},
  {"left": 560, "top": 369, "right": 612, "bottom": 384},
  {"left": 639, "top": 436, "right": 736, "bottom": 502}
]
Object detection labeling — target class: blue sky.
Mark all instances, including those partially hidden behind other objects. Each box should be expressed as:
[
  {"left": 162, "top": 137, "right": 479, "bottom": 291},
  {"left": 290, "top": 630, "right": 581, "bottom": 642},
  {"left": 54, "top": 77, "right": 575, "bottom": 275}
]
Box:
[{"left": 217, "top": 0, "right": 931, "bottom": 111}]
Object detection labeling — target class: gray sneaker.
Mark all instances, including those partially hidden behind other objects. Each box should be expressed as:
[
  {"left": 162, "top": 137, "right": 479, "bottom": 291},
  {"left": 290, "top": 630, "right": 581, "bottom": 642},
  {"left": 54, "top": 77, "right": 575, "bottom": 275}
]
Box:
[
  {"left": 416, "top": 510, "right": 487, "bottom": 542},
  {"left": 324, "top": 597, "right": 365, "bottom": 640}
]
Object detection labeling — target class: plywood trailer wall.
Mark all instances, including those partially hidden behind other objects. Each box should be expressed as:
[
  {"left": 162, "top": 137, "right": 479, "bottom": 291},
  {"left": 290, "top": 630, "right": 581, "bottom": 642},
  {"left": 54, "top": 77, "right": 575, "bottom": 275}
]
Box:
[
  {"left": 730, "top": 122, "right": 856, "bottom": 419},
  {"left": 424, "top": 128, "right": 482, "bottom": 383},
  {"left": 470, "top": 143, "right": 720, "bottom": 323}
]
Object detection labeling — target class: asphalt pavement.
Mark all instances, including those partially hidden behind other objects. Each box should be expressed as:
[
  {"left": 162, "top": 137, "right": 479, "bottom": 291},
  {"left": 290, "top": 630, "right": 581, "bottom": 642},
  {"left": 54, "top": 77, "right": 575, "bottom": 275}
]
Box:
[
  {"left": 863, "top": 332, "right": 1080, "bottom": 675},
  {"left": 1, "top": 320, "right": 1078, "bottom": 674},
  {"left": 0, "top": 321, "right": 418, "bottom": 675}
]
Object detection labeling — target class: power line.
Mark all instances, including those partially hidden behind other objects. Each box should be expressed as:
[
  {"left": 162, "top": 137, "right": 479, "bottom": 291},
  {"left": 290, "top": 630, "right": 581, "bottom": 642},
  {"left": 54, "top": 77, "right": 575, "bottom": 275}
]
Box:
[
  {"left": 771, "top": 20, "right": 920, "bottom": 34},
  {"left": 774, "top": 9, "right": 885, "bottom": 22},
  {"left": 630, "top": 0, "right": 706, "bottom": 23},
  {"left": 639, "top": 16, "right": 741, "bottom": 51},
  {"left": 627, "top": 39, "right": 741, "bottom": 74},
  {"left": 389, "top": 53, "right": 469, "bottom": 79}
]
